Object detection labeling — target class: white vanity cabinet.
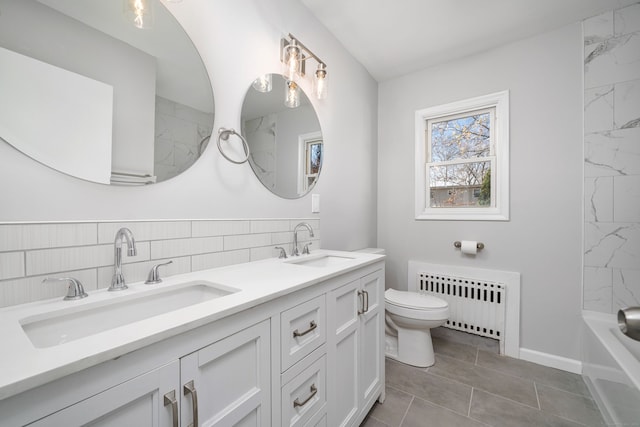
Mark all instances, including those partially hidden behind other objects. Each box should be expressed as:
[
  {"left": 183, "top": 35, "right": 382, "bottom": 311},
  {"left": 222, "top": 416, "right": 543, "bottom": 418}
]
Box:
[
  {"left": 29, "top": 361, "right": 180, "bottom": 426},
  {"left": 4, "top": 317, "right": 271, "bottom": 427},
  {"left": 1, "top": 257, "right": 385, "bottom": 427},
  {"left": 23, "top": 319, "right": 271, "bottom": 427},
  {"left": 327, "top": 269, "right": 385, "bottom": 427}
]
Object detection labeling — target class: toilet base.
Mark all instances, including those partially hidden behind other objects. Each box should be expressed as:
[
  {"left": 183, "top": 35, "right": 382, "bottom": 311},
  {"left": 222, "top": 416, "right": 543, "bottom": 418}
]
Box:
[
  {"left": 385, "top": 334, "right": 399, "bottom": 359},
  {"left": 385, "top": 328, "right": 435, "bottom": 368}
]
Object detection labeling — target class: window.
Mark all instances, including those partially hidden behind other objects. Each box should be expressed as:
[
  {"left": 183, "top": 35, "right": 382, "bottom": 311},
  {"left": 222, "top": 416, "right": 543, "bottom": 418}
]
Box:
[
  {"left": 415, "top": 91, "right": 509, "bottom": 220},
  {"left": 298, "top": 132, "right": 323, "bottom": 193}
]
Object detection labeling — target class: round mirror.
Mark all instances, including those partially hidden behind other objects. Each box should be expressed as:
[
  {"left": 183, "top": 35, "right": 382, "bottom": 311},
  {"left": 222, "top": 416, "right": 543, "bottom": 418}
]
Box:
[
  {"left": 0, "top": 0, "right": 214, "bottom": 185},
  {"left": 241, "top": 74, "right": 323, "bottom": 199}
]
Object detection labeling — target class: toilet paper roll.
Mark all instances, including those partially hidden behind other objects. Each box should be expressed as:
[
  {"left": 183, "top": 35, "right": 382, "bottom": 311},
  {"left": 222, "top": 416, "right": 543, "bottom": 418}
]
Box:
[{"left": 461, "top": 240, "right": 478, "bottom": 255}]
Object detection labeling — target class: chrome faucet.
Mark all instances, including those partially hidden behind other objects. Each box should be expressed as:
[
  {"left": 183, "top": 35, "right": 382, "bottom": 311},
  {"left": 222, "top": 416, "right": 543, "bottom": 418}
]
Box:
[
  {"left": 292, "top": 222, "right": 315, "bottom": 256},
  {"left": 109, "top": 227, "right": 137, "bottom": 291}
]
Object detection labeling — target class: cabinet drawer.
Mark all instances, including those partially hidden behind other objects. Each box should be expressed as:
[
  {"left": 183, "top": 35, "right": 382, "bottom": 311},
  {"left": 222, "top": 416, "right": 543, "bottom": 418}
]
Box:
[
  {"left": 281, "top": 354, "right": 326, "bottom": 427},
  {"left": 281, "top": 295, "right": 326, "bottom": 371},
  {"left": 304, "top": 408, "right": 326, "bottom": 427}
]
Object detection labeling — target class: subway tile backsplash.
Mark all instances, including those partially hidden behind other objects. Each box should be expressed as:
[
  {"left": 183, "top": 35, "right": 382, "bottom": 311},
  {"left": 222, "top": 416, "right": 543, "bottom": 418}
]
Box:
[{"left": 0, "top": 218, "right": 320, "bottom": 308}]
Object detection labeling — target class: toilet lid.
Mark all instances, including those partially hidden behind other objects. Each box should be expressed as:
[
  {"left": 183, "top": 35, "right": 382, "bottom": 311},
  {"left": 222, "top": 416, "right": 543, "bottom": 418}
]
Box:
[{"left": 385, "top": 289, "right": 448, "bottom": 309}]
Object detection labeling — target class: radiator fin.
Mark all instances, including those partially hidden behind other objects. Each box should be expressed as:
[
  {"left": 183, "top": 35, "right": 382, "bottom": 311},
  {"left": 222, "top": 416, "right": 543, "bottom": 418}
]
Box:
[{"left": 418, "top": 272, "right": 506, "bottom": 340}]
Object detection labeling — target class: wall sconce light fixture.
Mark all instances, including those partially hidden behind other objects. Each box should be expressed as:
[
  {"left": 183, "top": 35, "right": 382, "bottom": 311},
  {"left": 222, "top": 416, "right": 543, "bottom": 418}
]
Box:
[
  {"left": 281, "top": 34, "right": 328, "bottom": 101},
  {"left": 124, "top": 0, "right": 153, "bottom": 29}
]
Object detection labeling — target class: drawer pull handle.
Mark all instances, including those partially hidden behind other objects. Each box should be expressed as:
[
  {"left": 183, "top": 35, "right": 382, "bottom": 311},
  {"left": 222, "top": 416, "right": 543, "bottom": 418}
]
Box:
[
  {"left": 293, "top": 384, "right": 318, "bottom": 408},
  {"left": 183, "top": 380, "right": 199, "bottom": 427},
  {"left": 364, "top": 290, "right": 370, "bottom": 313},
  {"left": 293, "top": 320, "right": 317, "bottom": 338},
  {"left": 163, "top": 390, "right": 178, "bottom": 427}
]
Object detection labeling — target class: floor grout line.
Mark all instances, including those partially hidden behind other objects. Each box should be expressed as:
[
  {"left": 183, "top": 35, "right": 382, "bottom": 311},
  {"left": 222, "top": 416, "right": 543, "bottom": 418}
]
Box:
[
  {"left": 397, "top": 395, "right": 414, "bottom": 427},
  {"left": 533, "top": 381, "right": 541, "bottom": 410}
]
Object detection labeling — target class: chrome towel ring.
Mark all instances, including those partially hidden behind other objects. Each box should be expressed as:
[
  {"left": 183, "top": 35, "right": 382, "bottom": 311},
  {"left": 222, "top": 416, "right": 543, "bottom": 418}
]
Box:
[{"left": 217, "top": 128, "right": 250, "bottom": 164}]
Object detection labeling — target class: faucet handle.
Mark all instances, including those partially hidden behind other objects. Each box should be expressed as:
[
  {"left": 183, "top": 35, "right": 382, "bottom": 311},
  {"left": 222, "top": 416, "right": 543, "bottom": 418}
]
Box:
[
  {"left": 44, "top": 277, "right": 88, "bottom": 301},
  {"left": 145, "top": 260, "right": 173, "bottom": 284},
  {"left": 275, "top": 246, "right": 287, "bottom": 259},
  {"left": 302, "top": 242, "right": 313, "bottom": 255}
]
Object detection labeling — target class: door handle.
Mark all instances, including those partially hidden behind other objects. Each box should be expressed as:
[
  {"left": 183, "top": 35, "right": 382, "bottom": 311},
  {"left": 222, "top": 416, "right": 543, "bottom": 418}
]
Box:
[
  {"left": 357, "top": 290, "right": 365, "bottom": 315},
  {"left": 183, "top": 380, "right": 199, "bottom": 427},
  {"left": 163, "top": 390, "right": 178, "bottom": 427}
]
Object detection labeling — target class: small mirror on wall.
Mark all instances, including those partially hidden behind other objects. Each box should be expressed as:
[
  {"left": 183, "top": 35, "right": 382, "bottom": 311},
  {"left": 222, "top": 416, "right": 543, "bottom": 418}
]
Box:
[{"left": 241, "top": 74, "right": 323, "bottom": 199}]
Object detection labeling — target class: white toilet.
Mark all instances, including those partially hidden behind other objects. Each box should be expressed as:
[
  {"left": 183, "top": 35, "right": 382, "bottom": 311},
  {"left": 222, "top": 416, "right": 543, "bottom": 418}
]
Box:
[{"left": 385, "top": 289, "right": 449, "bottom": 367}]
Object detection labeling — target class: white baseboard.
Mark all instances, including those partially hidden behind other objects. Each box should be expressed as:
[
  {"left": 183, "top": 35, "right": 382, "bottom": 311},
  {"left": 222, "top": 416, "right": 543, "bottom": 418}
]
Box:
[{"left": 519, "top": 348, "right": 582, "bottom": 374}]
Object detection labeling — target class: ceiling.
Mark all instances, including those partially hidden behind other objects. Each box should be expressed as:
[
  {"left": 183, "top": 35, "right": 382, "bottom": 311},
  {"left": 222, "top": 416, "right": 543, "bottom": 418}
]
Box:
[{"left": 301, "top": 0, "right": 637, "bottom": 82}]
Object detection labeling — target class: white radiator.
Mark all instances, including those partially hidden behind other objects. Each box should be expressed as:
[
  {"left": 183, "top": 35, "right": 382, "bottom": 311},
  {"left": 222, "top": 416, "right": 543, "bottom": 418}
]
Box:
[
  {"left": 417, "top": 272, "right": 505, "bottom": 340},
  {"left": 408, "top": 261, "right": 521, "bottom": 357}
]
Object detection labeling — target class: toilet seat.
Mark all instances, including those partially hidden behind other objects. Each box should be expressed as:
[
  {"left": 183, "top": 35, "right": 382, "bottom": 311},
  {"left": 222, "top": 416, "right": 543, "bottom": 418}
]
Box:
[
  {"left": 385, "top": 289, "right": 449, "bottom": 321},
  {"left": 385, "top": 289, "right": 447, "bottom": 309}
]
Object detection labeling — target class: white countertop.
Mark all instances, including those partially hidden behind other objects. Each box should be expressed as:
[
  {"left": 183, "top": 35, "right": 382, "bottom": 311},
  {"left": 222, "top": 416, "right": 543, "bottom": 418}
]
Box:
[{"left": 0, "top": 250, "right": 384, "bottom": 400}]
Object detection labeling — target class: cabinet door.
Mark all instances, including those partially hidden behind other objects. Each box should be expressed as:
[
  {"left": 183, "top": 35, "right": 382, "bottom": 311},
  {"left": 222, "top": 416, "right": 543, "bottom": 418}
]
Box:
[
  {"left": 359, "top": 270, "right": 384, "bottom": 411},
  {"left": 180, "top": 320, "right": 270, "bottom": 427},
  {"left": 29, "top": 361, "right": 180, "bottom": 427},
  {"left": 327, "top": 279, "right": 360, "bottom": 427}
]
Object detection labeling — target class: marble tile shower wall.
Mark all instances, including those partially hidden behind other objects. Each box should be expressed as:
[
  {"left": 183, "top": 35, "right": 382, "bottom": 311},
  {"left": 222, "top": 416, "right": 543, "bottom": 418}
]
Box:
[
  {"left": 0, "top": 219, "right": 320, "bottom": 308},
  {"left": 154, "top": 96, "right": 214, "bottom": 182},
  {"left": 583, "top": 2, "right": 640, "bottom": 313}
]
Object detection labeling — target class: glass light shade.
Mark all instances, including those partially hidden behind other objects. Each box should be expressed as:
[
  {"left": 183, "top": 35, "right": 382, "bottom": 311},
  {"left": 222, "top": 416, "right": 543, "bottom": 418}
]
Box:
[
  {"left": 284, "top": 80, "right": 300, "bottom": 108},
  {"left": 313, "top": 65, "right": 328, "bottom": 100},
  {"left": 282, "top": 41, "right": 301, "bottom": 81},
  {"left": 124, "top": 0, "right": 152, "bottom": 29},
  {"left": 252, "top": 74, "right": 272, "bottom": 93}
]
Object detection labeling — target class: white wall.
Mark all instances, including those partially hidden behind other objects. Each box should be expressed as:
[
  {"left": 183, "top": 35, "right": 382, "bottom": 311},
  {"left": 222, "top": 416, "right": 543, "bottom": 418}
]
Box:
[
  {"left": 0, "top": 0, "right": 378, "bottom": 252},
  {"left": 378, "top": 24, "right": 584, "bottom": 360}
]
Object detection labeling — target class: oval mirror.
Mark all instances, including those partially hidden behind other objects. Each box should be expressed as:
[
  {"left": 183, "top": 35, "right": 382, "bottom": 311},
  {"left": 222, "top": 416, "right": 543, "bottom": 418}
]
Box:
[
  {"left": 241, "top": 74, "right": 323, "bottom": 199},
  {"left": 0, "top": 0, "right": 214, "bottom": 185}
]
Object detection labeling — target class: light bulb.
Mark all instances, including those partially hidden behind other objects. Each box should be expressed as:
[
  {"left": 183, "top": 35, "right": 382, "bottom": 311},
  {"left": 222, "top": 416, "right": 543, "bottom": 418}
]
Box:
[
  {"left": 252, "top": 74, "right": 272, "bottom": 93},
  {"left": 124, "top": 0, "right": 152, "bottom": 29},
  {"left": 284, "top": 80, "right": 300, "bottom": 108},
  {"left": 283, "top": 40, "right": 301, "bottom": 81},
  {"left": 313, "top": 63, "right": 328, "bottom": 100}
]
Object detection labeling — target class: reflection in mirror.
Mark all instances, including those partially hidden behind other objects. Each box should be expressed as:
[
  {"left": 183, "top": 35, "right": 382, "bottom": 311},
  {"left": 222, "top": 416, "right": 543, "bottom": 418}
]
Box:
[
  {"left": 241, "top": 74, "right": 322, "bottom": 199},
  {"left": 0, "top": 0, "right": 214, "bottom": 185}
]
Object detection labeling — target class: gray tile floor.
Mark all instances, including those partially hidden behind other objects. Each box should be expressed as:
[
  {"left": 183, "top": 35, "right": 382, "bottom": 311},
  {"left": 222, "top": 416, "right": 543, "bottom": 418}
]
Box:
[{"left": 361, "top": 328, "right": 606, "bottom": 427}]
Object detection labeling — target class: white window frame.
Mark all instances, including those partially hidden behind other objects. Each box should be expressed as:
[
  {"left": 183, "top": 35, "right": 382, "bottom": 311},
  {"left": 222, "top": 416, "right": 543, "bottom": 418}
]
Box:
[
  {"left": 297, "top": 131, "right": 322, "bottom": 194},
  {"left": 415, "top": 90, "right": 509, "bottom": 221}
]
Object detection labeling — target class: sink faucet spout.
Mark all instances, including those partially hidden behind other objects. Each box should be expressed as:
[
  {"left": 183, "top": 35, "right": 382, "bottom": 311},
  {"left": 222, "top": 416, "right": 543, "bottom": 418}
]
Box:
[
  {"left": 292, "top": 222, "right": 315, "bottom": 256},
  {"left": 109, "top": 228, "right": 137, "bottom": 291}
]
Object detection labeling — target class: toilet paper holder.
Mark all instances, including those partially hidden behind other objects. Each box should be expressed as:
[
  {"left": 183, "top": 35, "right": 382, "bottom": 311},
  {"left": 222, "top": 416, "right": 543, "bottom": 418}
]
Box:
[{"left": 454, "top": 241, "right": 485, "bottom": 250}]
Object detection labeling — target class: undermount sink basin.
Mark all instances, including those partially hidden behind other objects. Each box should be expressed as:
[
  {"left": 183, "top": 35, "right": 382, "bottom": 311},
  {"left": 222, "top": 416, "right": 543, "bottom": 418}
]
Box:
[
  {"left": 286, "top": 254, "right": 355, "bottom": 267},
  {"left": 20, "top": 281, "right": 238, "bottom": 348}
]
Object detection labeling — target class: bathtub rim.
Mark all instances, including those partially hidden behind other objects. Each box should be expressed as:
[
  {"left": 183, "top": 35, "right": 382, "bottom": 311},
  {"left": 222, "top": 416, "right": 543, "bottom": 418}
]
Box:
[{"left": 583, "top": 310, "right": 640, "bottom": 390}]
